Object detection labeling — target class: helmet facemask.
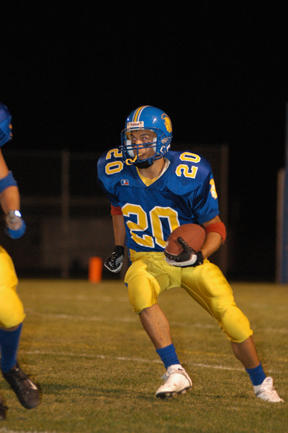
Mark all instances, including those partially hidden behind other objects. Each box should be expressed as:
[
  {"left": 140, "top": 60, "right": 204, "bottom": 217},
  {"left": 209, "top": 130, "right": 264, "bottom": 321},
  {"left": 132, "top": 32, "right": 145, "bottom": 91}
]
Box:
[{"left": 120, "top": 127, "right": 171, "bottom": 167}]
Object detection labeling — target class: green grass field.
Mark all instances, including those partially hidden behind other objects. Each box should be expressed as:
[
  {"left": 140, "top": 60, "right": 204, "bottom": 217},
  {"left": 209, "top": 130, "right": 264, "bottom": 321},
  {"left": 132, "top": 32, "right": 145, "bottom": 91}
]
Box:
[{"left": 1, "top": 279, "right": 287, "bottom": 433}]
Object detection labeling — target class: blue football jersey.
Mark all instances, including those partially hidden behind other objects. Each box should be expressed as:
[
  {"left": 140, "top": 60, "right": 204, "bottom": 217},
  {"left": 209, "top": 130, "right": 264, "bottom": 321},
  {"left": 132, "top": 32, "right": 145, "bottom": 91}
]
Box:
[
  {"left": 97, "top": 149, "right": 220, "bottom": 252},
  {"left": 0, "top": 103, "right": 12, "bottom": 147}
]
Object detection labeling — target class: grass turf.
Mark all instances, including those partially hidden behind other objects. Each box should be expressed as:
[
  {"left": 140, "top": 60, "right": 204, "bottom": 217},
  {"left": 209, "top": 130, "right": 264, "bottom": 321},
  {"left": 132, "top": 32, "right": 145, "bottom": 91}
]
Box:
[{"left": 0, "top": 279, "right": 287, "bottom": 433}]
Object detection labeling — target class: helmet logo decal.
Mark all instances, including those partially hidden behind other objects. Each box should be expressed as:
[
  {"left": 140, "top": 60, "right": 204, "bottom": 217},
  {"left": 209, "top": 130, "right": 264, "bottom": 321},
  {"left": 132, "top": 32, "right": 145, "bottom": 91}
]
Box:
[{"left": 161, "top": 113, "right": 172, "bottom": 133}]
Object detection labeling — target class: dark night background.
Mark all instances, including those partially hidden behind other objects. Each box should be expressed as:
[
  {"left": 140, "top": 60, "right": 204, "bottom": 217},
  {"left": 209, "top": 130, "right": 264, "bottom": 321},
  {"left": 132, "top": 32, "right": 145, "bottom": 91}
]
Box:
[{"left": 1, "top": 5, "right": 288, "bottom": 280}]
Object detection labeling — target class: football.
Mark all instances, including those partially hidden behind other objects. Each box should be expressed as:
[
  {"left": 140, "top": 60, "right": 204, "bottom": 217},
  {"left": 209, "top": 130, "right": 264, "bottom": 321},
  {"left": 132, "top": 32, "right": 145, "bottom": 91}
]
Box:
[{"left": 165, "top": 223, "right": 206, "bottom": 256}]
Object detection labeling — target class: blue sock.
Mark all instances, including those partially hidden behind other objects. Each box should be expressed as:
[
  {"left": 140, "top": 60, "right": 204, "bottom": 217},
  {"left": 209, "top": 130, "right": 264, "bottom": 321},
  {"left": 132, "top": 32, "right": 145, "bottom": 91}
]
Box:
[
  {"left": 0, "top": 323, "right": 23, "bottom": 373},
  {"left": 156, "top": 344, "right": 180, "bottom": 369},
  {"left": 246, "top": 363, "right": 266, "bottom": 386}
]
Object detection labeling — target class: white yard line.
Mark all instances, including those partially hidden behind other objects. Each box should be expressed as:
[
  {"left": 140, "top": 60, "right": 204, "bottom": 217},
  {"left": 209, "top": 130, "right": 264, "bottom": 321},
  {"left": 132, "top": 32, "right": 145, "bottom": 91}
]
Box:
[
  {"left": 0, "top": 429, "right": 56, "bottom": 433},
  {"left": 24, "top": 350, "right": 244, "bottom": 371}
]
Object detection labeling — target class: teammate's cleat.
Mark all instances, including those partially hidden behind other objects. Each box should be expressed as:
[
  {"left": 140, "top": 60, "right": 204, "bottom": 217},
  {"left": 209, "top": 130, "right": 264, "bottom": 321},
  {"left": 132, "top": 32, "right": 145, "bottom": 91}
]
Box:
[
  {"left": 2, "top": 363, "right": 41, "bottom": 409},
  {"left": 0, "top": 395, "right": 8, "bottom": 420},
  {"left": 253, "top": 377, "right": 284, "bottom": 403},
  {"left": 155, "top": 364, "right": 192, "bottom": 399}
]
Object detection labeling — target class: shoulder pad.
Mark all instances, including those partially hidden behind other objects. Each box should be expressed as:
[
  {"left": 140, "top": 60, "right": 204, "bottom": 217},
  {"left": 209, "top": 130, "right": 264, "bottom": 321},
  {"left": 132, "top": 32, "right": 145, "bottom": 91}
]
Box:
[
  {"left": 168, "top": 151, "right": 212, "bottom": 184},
  {"left": 97, "top": 148, "right": 127, "bottom": 193},
  {"left": 97, "top": 148, "right": 124, "bottom": 176}
]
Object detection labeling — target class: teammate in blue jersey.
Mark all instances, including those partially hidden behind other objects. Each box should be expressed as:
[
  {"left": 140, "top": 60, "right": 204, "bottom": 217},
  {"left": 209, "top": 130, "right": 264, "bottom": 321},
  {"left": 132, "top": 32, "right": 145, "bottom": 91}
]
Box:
[
  {"left": 0, "top": 103, "right": 40, "bottom": 420},
  {"left": 98, "top": 105, "right": 283, "bottom": 402}
]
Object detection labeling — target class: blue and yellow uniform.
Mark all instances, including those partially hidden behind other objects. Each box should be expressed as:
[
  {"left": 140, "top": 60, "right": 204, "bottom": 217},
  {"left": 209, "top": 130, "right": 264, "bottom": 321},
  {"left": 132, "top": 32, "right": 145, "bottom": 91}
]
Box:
[
  {"left": 97, "top": 148, "right": 253, "bottom": 343},
  {"left": 0, "top": 103, "right": 25, "bottom": 329},
  {"left": 0, "top": 103, "right": 41, "bottom": 415}
]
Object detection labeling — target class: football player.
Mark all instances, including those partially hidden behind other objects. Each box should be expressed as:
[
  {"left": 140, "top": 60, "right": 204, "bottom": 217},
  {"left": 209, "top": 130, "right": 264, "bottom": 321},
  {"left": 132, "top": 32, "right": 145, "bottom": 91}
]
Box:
[
  {"left": 0, "top": 103, "right": 40, "bottom": 420},
  {"left": 97, "top": 105, "right": 283, "bottom": 402}
]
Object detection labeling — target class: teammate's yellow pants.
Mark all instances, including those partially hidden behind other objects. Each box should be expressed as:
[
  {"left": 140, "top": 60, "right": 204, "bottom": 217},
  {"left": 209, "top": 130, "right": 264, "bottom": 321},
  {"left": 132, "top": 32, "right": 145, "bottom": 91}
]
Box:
[
  {"left": 125, "top": 250, "right": 253, "bottom": 343},
  {"left": 0, "top": 246, "right": 25, "bottom": 328}
]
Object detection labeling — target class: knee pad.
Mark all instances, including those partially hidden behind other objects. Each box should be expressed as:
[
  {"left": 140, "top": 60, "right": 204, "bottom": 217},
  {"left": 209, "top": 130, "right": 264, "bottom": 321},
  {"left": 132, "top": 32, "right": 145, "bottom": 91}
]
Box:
[
  {"left": 215, "top": 303, "right": 253, "bottom": 343},
  {"left": 0, "top": 288, "right": 25, "bottom": 328},
  {"left": 184, "top": 261, "right": 253, "bottom": 343}
]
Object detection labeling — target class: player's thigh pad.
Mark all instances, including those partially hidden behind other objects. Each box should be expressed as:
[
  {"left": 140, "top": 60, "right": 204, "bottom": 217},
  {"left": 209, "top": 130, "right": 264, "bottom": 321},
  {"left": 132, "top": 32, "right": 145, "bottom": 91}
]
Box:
[
  {"left": 125, "top": 250, "right": 182, "bottom": 313},
  {"left": 181, "top": 260, "right": 253, "bottom": 343},
  {"left": 125, "top": 259, "right": 162, "bottom": 313},
  {"left": 0, "top": 247, "right": 25, "bottom": 328}
]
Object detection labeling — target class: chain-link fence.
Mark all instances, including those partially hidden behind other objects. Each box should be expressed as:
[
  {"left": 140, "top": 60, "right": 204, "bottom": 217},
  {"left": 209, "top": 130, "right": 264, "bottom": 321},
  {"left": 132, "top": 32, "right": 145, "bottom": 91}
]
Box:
[{"left": 0, "top": 145, "right": 228, "bottom": 278}]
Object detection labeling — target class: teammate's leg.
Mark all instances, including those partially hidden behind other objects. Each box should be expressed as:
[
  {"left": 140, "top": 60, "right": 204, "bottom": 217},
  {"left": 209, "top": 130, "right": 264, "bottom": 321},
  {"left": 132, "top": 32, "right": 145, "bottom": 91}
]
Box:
[
  {"left": 0, "top": 247, "right": 41, "bottom": 411},
  {"left": 0, "top": 324, "right": 23, "bottom": 374}
]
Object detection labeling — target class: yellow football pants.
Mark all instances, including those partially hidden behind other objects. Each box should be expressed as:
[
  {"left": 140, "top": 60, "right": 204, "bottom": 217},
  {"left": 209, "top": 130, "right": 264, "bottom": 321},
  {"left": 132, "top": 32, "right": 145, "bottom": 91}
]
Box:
[
  {"left": 0, "top": 246, "right": 25, "bottom": 328},
  {"left": 125, "top": 250, "right": 253, "bottom": 343}
]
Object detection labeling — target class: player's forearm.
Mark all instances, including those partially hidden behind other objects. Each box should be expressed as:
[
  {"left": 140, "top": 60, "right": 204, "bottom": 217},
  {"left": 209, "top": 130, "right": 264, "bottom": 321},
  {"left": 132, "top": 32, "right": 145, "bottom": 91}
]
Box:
[
  {"left": 112, "top": 214, "right": 126, "bottom": 246},
  {"left": 0, "top": 186, "right": 20, "bottom": 214},
  {"left": 201, "top": 216, "right": 226, "bottom": 259},
  {"left": 200, "top": 231, "right": 222, "bottom": 259},
  {"left": 0, "top": 150, "right": 21, "bottom": 213}
]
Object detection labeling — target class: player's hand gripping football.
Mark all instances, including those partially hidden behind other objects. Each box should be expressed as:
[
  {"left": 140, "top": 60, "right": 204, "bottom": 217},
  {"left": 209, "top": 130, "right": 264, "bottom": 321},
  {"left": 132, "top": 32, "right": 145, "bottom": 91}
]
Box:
[
  {"left": 104, "top": 245, "right": 124, "bottom": 273},
  {"left": 5, "top": 210, "right": 26, "bottom": 239},
  {"left": 164, "top": 237, "right": 204, "bottom": 267}
]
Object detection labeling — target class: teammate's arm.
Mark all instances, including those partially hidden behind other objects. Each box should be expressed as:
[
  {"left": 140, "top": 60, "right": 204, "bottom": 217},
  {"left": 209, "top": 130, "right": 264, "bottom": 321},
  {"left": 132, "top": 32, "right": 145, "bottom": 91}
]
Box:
[
  {"left": 0, "top": 150, "right": 20, "bottom": 212},
  {"left": 0, "top": 150, "right": 26, "bottom": 239}
]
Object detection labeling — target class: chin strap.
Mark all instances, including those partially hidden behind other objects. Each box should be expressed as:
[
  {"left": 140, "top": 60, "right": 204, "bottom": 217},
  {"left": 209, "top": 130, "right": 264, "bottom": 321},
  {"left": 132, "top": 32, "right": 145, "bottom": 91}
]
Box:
[
  {"left": 125, "top": 155, "right": 137, "bottom": 165},
  {"left": 134, "top": 160, "right": 154, "bottom": 169}
]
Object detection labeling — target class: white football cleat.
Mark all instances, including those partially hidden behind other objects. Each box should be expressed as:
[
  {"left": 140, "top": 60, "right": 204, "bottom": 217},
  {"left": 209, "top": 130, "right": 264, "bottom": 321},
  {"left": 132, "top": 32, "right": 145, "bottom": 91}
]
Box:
[
  {"left": 253, "top": 377, "right": 284, "bottom": 403},
  {"left": 155, "top": 364, "right": 192, "bottom": 399}
]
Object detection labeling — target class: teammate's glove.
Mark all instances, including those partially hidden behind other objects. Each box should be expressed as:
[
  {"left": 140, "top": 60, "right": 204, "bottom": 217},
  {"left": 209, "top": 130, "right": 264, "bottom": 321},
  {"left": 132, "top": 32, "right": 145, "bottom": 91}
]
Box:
[
  {"left": 104, "top": 245, "right": 124, "bottom": 273},
  {"left": 164, "top": 237, "right": 204, "bottom": 267},
  {"left": 5, "top": 210, "right": 26, "bottom": 239}
]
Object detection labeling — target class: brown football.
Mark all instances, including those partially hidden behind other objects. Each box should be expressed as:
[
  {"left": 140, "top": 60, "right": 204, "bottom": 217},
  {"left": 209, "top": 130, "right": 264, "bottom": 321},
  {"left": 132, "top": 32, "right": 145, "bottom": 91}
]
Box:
[{"left": 165, "top": 224, "right": 206, "bottom": 256}]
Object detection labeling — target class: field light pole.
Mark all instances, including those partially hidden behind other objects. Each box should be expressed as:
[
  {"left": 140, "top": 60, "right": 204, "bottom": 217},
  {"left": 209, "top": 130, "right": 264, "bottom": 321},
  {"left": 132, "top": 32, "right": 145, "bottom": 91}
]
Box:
[{"left": 276, "top": 103, "right": 288, "bottom": 283}]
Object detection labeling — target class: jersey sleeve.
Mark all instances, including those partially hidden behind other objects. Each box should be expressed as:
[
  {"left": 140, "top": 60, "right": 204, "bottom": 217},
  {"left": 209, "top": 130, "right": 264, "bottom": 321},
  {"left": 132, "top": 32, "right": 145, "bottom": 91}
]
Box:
[
  {"left": 97, "top": 150, "right": 122, "bottom": 207},
  {"left": 190, "top": 160, "right": 220, "bottom": 224},
  {"left": 166, "top": 151, "right": 220, "bottom": 225}
]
